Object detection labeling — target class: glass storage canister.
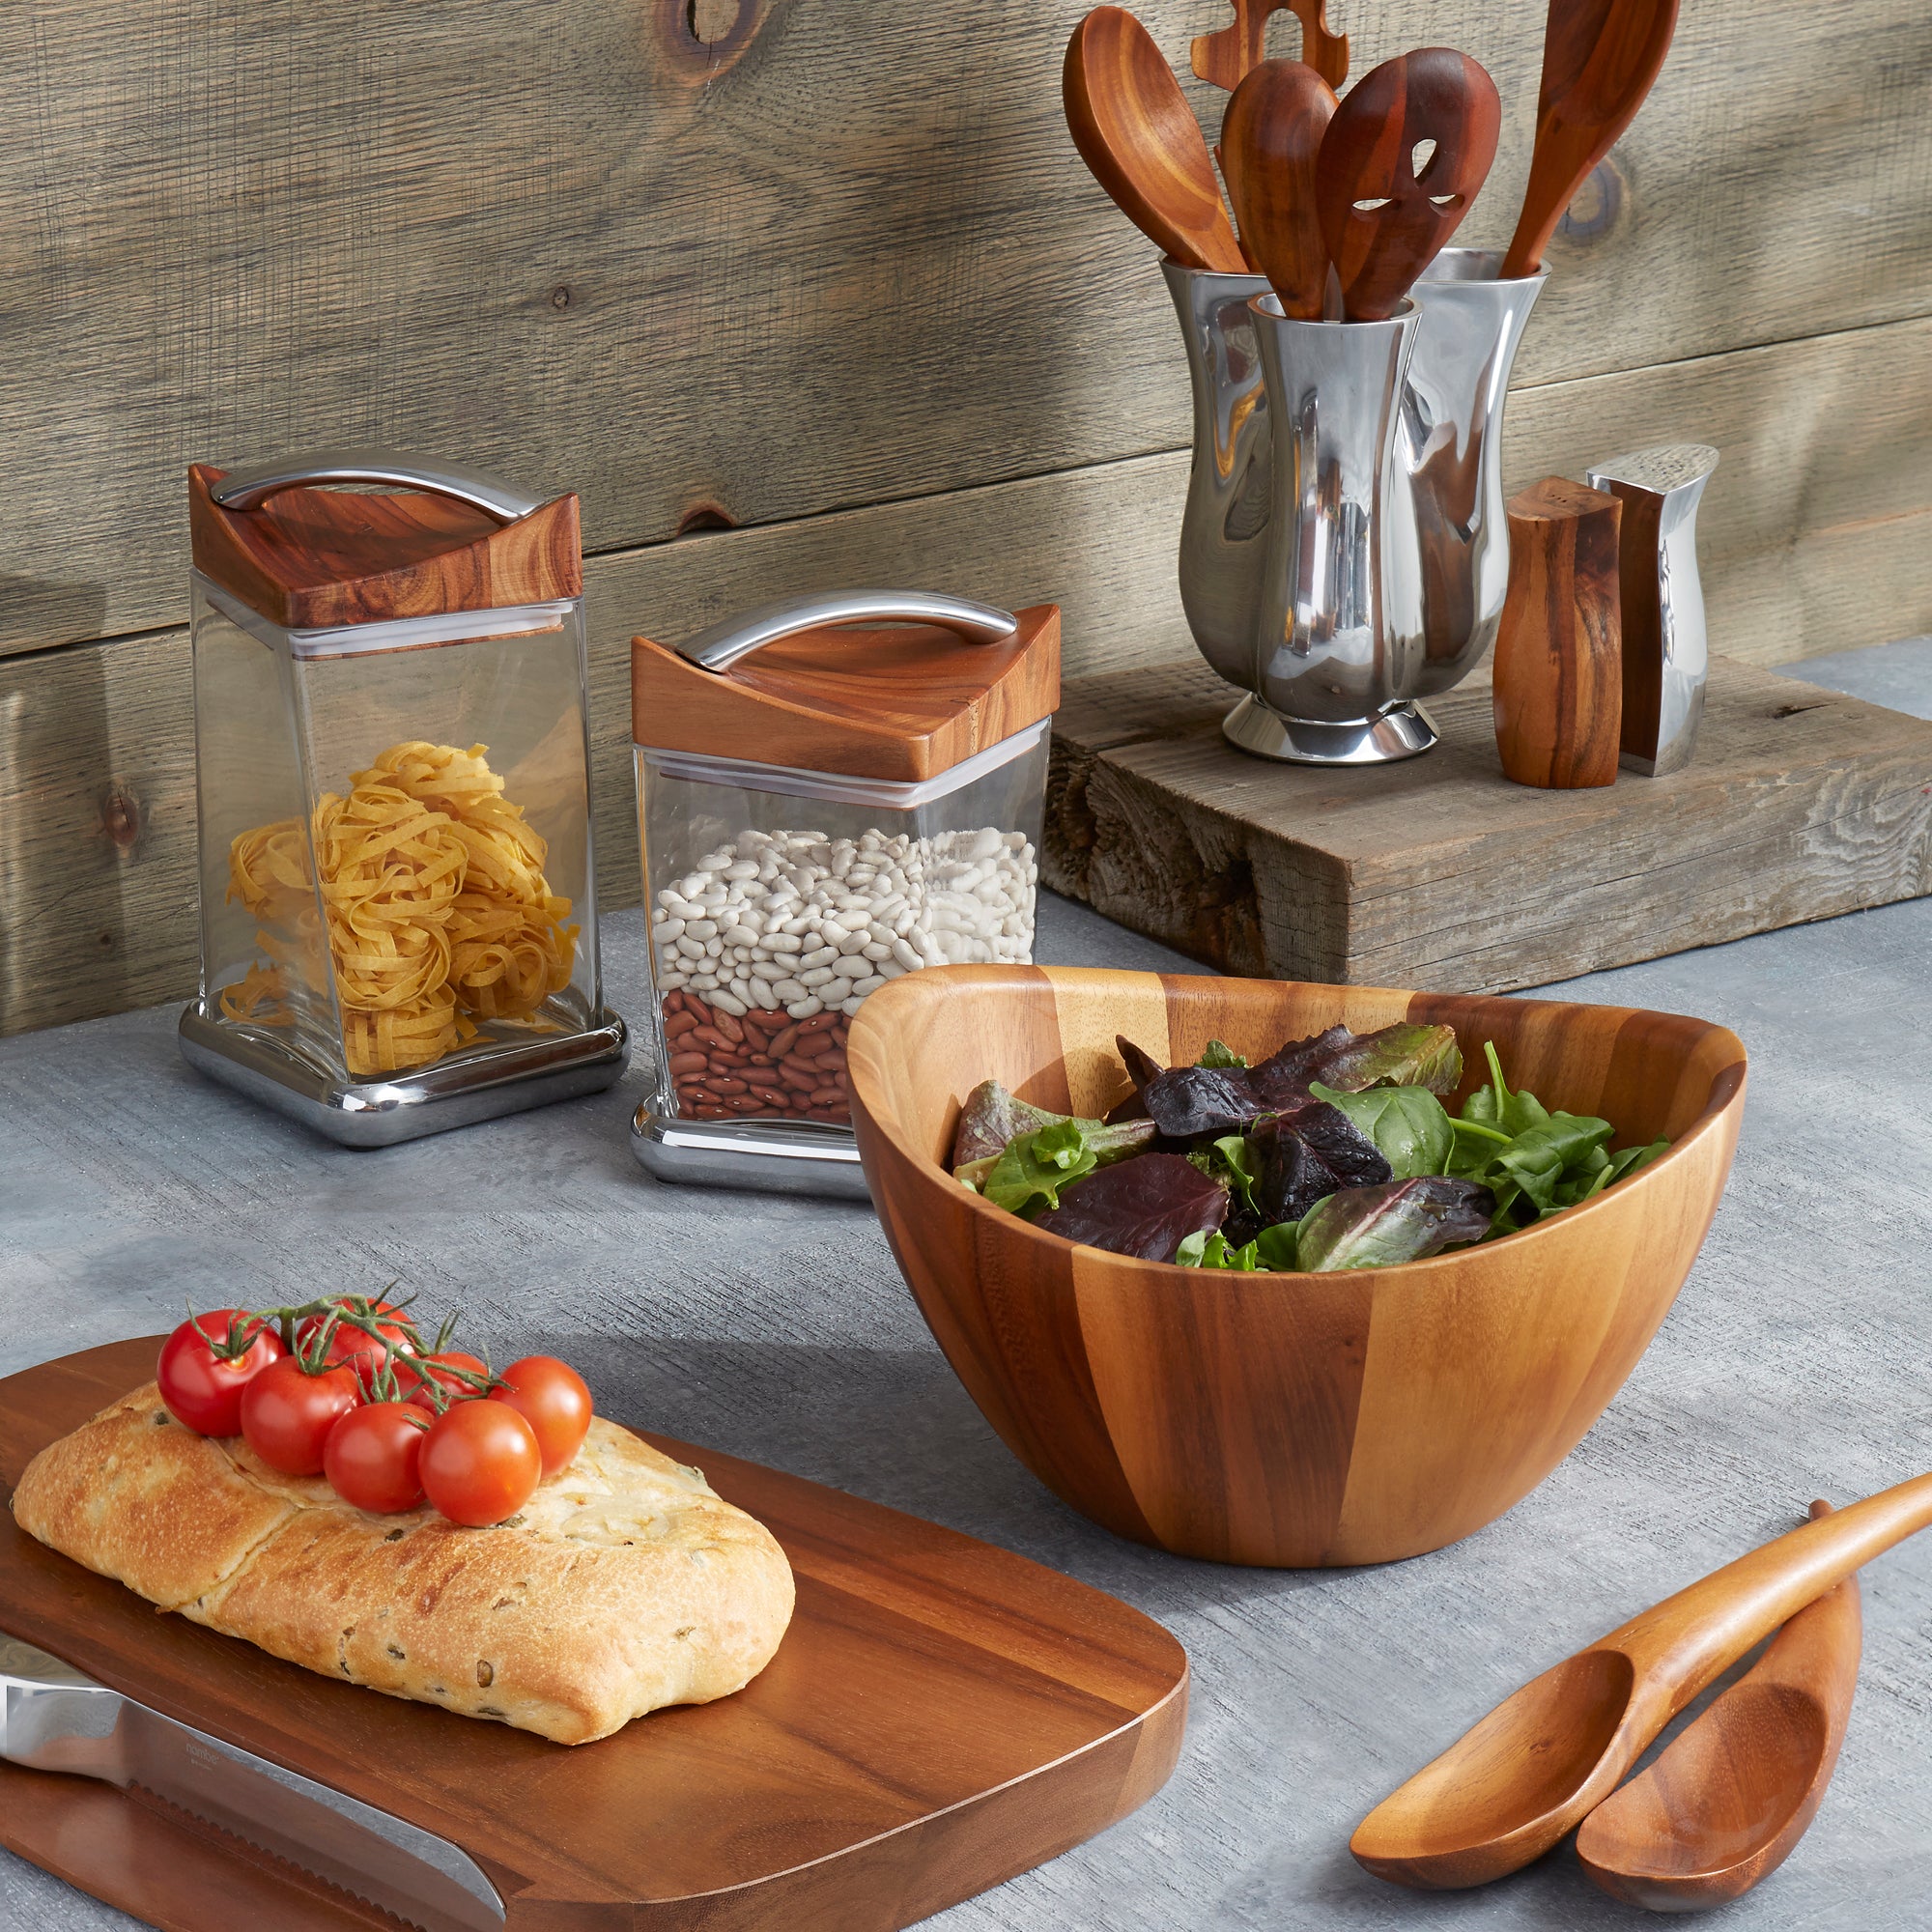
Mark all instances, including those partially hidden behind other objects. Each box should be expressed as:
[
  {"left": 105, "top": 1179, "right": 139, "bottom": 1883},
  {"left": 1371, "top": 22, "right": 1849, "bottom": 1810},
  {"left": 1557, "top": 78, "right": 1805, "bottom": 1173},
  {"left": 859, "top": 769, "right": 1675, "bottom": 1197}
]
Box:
[
  {"left": 178, "top": 449, "right": 628, "bottom": 1145},
  {"left": 631, "top": 590, "right": 1060, "bottom": 1197}
]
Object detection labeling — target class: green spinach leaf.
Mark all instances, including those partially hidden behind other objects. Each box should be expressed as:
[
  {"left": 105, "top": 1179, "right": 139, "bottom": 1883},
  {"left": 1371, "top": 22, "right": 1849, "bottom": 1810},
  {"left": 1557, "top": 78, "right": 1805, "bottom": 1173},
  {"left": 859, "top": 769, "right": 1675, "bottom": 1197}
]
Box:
[
  {"left": 1311, "top": 1081, "right": 1454, "bottom": 1179},
  {"left": 1197, "top": 1039, "right": 1249, "bottom": 1069}
]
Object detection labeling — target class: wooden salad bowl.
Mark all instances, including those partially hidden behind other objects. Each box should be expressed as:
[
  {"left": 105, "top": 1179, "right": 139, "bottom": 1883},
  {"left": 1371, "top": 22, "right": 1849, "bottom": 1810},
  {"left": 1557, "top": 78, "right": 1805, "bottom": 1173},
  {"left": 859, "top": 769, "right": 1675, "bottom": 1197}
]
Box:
[{"left": 846, "top": 967, "right": 1746, "bottom": 1568}]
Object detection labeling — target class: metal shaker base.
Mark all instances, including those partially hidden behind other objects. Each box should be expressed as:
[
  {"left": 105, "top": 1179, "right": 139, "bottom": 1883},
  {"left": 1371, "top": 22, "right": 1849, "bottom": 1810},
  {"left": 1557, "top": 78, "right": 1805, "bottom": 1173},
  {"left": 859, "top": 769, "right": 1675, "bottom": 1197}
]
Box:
[
  {"left": 179, "top": 1004, "right": 629, "bottom": 1148},
  {"left": 631, "top": 1105, "right": 875, "bottom": 1202},
  {"left": 1221, "top": 694, "right": 1438, "bottom": 765}
]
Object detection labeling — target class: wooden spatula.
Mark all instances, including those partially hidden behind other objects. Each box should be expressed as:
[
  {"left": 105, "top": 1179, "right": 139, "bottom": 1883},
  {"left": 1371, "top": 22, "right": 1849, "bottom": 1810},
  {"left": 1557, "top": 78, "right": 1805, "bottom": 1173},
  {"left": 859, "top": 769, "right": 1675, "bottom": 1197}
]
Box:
[
  {"left": 1064, "top": 7, "right": 1246, "bottom": 272},
  {"left": 1314, "top": 48, "right": 1501, "bottom": 323},
  {"left": 1191, "top": 0, "right": 1348, "bottom": 92},
  {"left": 1220, "top": 60, "right": 1337, "bottom": 319},
  {"left": 1500, "top": 0, "right": 1681, "bottom": 278}
]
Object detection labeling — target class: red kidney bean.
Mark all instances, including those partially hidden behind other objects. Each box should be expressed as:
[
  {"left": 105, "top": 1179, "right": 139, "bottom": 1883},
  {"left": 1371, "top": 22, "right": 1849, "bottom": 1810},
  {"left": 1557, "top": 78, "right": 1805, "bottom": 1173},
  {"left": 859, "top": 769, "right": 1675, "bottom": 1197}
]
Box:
[
  {"left": 798, "top": 1011, "right": 841, "bottom": 1034},
  {"left": 713, "top": 1009, "right": 745, "bottom": 1044},
  {"left": 769, "top": 1023, "right": 800, "bottom": 1057},
  {"left": 668, "top": 1050, "right": 708, "bottom": 1076}
]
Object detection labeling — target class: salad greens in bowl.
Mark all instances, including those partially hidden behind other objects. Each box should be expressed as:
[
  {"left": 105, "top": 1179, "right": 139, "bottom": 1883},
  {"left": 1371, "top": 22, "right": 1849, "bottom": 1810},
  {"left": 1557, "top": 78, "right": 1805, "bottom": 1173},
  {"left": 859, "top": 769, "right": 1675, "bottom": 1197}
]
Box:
[
  {"left": 847, "top": 965, "right": 1747, "bottom": 1567},
  {"left": 952, "top": 1022, "right": 1670, "bottom": 1272}
]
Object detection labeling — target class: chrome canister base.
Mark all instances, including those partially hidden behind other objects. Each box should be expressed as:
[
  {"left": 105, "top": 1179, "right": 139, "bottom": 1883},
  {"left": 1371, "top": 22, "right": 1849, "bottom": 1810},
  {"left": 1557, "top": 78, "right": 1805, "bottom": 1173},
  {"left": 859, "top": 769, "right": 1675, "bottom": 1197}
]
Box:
[
  {"left": 178, "top": 1004, "right": 629, "bottom": 1148},
  {"left": 631, "top": 1105, "right": 874, "bottom": 1201},
  {"left": 1221, "top": 694, "right": 1438, "bottom": 765}
]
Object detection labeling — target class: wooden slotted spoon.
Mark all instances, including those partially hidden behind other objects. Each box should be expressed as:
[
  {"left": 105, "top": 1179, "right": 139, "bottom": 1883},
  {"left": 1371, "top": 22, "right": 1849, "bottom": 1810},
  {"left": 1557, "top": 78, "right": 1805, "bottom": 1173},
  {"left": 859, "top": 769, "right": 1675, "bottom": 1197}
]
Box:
[
  {"left": 1575, "top": 1499, "right": 1862, "bottom": 1912},
  {"left": 1064, "top": 7, "right": 1245, "bottom": 272},
  {"left": 1351, "top": 1473, "right": 1932, "bottom": 1889}
]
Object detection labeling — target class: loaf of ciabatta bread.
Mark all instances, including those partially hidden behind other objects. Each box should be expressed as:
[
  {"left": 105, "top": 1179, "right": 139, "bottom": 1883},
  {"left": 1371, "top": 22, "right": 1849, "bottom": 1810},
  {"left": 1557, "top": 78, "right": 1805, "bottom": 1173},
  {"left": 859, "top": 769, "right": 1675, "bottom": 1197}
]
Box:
[{"left": 10, "top": 1380, "right": 794, "bottom": 1745}]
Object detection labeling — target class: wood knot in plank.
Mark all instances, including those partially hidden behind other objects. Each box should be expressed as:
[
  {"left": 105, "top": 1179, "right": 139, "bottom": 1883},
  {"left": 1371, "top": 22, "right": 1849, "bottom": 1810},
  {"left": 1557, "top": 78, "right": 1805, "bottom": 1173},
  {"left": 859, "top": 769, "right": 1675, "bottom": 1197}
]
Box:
[
  {"left": 657, "top": 0, "right": 770, "bottom": 82},
  {"left": 99, "top": 783, "right": 142, "bottom": 856}
]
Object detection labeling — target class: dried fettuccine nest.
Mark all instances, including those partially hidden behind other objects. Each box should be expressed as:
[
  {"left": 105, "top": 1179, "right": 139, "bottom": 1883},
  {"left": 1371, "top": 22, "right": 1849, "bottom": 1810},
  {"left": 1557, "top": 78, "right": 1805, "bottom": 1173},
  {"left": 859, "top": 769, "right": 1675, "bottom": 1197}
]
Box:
[{"left": 218, "top": 742, "right": 577, "bottom": 1077}]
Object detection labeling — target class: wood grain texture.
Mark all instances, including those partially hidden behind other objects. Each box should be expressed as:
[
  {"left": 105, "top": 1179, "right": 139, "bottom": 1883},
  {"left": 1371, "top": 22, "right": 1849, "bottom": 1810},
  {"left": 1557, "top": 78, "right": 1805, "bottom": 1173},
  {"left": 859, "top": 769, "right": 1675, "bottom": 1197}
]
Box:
[
  {"left": 1352, "top": 1483, "right": 1918, "bottom": 1889},
  {"left": 1191, "top": 0, "right": 1348, "bottom": 92},
  {"left": 1315, "top": 49, "right": 1502, "bottom": 322},
  {"left": 9, "top": 275, "right": 1932, "bottom": 1038},
  {"left": 0, "top": 1339, "right": 1187, "bottom": 1932},
  {"left": 188, "top": 467, "right": 582, "bottom": 627},
  {"left": 1063, "top": 8, "right": 1244, "bottom": 272},
  {"left": 1044, "top": 653, "right": 1932, "bottom": 994},
  {"left": 1577, "top": 1501, "right": 1862, "bottom": 1911},
  {"left": 631, "top": 606, "right": 1060, "bottom": 782},
  {"left": 846, "top": 963, "right": 1745, "bottom": 1568},
  {"left": 1492, "top": 476, "right": 1624, "bottom": 788},
  {"left": 1501, "top": 0, "right": 1682, "bottom": 278},
  {"left": 1219, "top": 62, "right": 1336, "bottom": 320},
  {"left": 4, "top": 0, "right": 1932, "bottom": 657}
]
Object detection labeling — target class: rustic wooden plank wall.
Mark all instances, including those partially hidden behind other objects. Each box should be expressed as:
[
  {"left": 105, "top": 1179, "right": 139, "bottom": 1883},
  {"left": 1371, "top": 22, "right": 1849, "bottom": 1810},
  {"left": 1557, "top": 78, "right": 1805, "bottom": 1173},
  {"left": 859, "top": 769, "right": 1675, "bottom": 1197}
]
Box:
[{"left": 4, "top": 0, "right": 1931, "bottom": 1032}]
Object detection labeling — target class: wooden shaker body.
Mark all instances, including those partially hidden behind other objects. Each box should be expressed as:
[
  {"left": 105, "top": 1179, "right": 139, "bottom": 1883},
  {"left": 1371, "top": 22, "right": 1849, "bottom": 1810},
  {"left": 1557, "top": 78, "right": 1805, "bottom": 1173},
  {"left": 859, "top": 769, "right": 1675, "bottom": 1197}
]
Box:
[{"left": 1492, "top": 476, "right": 1624, "bottom": 788}]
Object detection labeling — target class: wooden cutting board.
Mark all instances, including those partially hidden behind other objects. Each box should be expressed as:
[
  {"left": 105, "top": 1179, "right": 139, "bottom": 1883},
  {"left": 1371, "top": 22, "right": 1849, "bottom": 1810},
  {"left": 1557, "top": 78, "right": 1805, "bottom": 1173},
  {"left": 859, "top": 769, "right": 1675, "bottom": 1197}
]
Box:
[{"left": 0, "top": 1340, "right": 1188, "bottom": 1932}]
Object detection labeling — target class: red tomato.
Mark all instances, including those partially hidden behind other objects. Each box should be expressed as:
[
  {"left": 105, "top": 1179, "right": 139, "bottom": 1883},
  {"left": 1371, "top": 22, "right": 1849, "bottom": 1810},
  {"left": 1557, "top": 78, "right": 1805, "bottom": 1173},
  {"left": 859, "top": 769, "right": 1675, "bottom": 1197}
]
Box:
[
  {"left": 490, "top": 1356, "right": 592, "bottom": 1476},
  {"left": 156, "top": 1312, "right": 284, "bottom": 1436},
  {"left": 241, "top": 1358, "right": 362, "bottom": 1476},
  {"left": 419, "top": 1400, "right": 541, "bottom": 1527},
  {"left": 324, "top": 1402, "right": 429, "bottom": 1514},
  {"left": 298, "top": 1300, "right": 417, "bottom": 1394},
  {"left": 402, "top": 1350, "right": 490, "bottom": 1408}
]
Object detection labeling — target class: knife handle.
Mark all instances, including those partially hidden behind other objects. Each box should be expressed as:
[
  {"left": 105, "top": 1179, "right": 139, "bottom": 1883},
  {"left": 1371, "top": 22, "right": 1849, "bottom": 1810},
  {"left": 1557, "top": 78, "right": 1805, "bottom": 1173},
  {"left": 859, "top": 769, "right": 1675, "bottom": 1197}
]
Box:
[{"left": 0, "top": 1635, "right": 131, "bottom": 1783}]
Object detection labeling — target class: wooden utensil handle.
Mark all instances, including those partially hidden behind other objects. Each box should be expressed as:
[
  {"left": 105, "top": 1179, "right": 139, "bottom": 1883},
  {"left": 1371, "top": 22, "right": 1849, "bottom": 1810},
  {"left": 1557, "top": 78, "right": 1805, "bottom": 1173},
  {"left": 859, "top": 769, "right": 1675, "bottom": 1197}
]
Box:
[
  {"left": 1608, "top": 1471, "right": 1932, "bottom": 1715},
  {"left": 1190, "top": 0, "right": 1347, "bottom": 92}
]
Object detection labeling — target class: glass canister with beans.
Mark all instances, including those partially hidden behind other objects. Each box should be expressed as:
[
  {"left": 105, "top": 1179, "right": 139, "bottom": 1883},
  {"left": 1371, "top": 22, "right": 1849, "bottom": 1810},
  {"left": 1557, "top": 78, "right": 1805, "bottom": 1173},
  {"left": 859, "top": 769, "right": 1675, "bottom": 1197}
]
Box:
[{"left": 630, "top": 591, "right": 1059, "bottom": 1196}]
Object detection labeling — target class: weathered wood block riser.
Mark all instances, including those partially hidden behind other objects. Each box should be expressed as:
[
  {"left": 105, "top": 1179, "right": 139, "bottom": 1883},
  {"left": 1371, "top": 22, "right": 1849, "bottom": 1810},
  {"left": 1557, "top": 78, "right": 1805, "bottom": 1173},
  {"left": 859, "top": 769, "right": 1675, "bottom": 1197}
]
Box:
[{"left": 1046, "top": 658, "right": 1932, "bottom": 993}]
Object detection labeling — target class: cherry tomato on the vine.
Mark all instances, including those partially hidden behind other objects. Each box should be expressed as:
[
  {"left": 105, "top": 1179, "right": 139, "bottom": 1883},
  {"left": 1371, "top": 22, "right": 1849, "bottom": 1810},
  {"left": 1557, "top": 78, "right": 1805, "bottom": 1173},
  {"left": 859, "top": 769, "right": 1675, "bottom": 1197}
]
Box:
[
  {"left": 156, "top": 1312, "right": 284, "bottom": 1436},
  {"left": 402, "top": 1350, "right": 490, "bottom": 1408},
  {"left": 298, "top": 1299, "right": 417, "bottom": 1394},
  {"left": 324, "top": 1402, "right": 429, "bottom": 1514},
  {"left": 490, "top": 1356, "right": 592, "bottom": 1476},
  {"left": 419, "top": 1400, "right": 540, "bottom": 1526},
  {"left": 241, "top": 1358, "right": 362, "bottom": 1476}
]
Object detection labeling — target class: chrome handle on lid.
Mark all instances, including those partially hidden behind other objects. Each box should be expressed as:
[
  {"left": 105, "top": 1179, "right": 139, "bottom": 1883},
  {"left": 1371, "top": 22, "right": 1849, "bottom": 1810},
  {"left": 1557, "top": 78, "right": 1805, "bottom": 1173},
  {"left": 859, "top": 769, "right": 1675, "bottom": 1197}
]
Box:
[
  {"left": 675, "top": 589, "right": 1018, "bottom": 674},
  {"left": 209, "top": 449, "right": 544, "bottom": 522}
]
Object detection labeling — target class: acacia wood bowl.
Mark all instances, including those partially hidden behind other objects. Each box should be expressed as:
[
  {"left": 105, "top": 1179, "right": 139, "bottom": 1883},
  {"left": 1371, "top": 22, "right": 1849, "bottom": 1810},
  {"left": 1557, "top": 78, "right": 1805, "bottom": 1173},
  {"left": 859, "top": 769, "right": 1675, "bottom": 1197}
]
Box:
[{"left": 846, "top": 966, "right": 1746, "bottom": 1568}]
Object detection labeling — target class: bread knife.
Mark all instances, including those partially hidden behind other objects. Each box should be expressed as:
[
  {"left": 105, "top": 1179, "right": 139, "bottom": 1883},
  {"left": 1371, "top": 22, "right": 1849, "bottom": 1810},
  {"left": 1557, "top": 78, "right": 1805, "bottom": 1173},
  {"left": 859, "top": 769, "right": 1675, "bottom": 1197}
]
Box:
[{"left": 0, "top": 1634, "right": 504, "bottom": 1931}]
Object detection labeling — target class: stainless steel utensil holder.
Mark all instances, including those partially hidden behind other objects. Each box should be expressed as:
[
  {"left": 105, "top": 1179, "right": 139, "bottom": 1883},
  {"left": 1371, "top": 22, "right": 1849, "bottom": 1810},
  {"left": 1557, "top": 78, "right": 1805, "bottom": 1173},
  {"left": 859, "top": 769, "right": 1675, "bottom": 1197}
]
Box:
[{"left": 1166, "top": 249, "right": 1546, "bottom": 764}]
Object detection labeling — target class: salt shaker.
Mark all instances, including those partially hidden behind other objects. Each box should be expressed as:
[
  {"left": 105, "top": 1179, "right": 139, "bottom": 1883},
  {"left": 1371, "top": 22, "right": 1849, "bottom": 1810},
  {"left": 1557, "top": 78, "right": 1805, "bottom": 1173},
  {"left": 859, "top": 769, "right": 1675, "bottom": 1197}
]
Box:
[{"left": 1585, "top": 444, "right": 1719, "bottom": 777}]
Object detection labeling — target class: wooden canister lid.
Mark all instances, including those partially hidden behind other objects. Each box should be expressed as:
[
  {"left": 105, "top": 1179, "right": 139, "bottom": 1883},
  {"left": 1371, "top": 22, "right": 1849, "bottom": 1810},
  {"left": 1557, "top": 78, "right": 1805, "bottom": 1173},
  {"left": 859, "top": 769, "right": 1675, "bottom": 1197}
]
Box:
[
  {"left": 631, "top": 603, "right": 1061, "bottom": 782},
  {"left": 188, "top": 461, "right": 581, "bottom": 628}
]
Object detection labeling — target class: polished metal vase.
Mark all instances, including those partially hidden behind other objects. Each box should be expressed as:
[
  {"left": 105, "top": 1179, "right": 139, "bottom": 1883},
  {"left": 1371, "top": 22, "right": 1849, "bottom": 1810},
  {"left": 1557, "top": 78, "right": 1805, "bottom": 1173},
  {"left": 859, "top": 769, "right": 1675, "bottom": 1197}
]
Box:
[{"left": 1165, "top": 249, "right": 1546, "bottom": 764}]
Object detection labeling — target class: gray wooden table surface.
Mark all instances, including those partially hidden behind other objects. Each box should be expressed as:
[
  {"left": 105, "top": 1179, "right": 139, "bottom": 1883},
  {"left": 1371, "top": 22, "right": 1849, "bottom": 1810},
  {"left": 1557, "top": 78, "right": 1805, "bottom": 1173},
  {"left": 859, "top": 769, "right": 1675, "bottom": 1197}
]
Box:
[{"left": 3, "top": 647, "right": 1928, "bottom": 1931}]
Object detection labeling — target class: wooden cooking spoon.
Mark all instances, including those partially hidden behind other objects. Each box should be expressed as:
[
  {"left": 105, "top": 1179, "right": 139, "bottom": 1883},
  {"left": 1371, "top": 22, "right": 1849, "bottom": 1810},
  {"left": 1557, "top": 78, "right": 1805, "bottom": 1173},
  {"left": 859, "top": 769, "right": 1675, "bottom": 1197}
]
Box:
[
  {"left": 1063, "top": 7, "right": 1246, "bottom": 272},
  {"left": 1500, "top": 0, "right": 1682, "bottom": 278},
  {"left": 1314, "top": 48, "right": 1501, "bottom": 322},
  {"left": 1220, "top": 60, "right": 1337, "bottom": 319},
  {"left": 1577, "top": 1500, "right": 1862, "bottom": 1912},
  {"left": 1351, "top": 1471, "right": 1932, "bottom": 1890},
  {"left": 1191, "top": 0, "right": 1348, "bottom": 93}
]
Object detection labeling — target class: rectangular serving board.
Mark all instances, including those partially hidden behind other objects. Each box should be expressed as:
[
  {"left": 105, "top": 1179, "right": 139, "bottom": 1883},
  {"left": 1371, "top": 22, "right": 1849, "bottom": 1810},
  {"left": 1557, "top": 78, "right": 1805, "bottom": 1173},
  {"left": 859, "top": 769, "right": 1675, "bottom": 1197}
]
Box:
[
  {"left": 1045, "top": 654, "right": 1932, "bottom": 992},
  {"left": 0, "top": 1340, "right": 1187, "bottom": 1932}
]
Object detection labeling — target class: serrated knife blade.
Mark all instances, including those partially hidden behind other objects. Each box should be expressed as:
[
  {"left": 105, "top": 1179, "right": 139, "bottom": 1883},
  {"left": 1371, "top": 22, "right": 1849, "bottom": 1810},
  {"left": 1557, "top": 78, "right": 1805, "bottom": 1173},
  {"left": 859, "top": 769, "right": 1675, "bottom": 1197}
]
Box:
[{"left": 1, "top": 1634, "right": 504, "bottom": 1931}]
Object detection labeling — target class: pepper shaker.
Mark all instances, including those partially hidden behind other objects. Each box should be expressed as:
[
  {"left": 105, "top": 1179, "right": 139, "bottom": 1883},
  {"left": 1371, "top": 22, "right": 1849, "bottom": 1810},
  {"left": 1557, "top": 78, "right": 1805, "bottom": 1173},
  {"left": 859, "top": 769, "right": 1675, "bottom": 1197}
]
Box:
[
  {"left": 1492, "top": 477, "right": 1623, "bottom": 789},
  {"left": 1586, "top": 443, "right": 1719, "bottom": 777}
]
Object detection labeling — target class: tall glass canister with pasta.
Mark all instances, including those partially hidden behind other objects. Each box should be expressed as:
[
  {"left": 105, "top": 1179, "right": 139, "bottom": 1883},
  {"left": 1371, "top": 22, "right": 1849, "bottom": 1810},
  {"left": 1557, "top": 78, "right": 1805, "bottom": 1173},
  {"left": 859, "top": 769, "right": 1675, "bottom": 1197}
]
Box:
[
  {"left": 179, "top": 452, "right": 627, "bottom": 1145},
  {"left": 630, "top": 592, "right": 1059, "bottom": 1197}
]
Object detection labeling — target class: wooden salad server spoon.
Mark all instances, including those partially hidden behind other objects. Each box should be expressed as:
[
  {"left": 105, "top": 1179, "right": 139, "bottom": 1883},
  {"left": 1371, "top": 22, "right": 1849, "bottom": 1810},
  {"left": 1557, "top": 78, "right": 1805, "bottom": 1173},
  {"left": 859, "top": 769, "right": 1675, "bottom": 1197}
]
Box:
[
  {"left": 1576, "top": 1500, "right": 1862, "bottom": 1912},
  {"left": 1351, "top": 1472, "right": 1932, "bottom": 1889},
  {"left": 1219, "top": 60, "right": 1337, "bottom": 318},
  {"left": 1314, "top": 48, "right": 1501, "bottom": 323},
  {"left": 1191, "top": 0, "right": 1348, "bottom": 93},
  {"left": 1064, "top": 7, "right": 1246, "bottom": 273},
  {"left": 1500, "top": 0, "right": 1682, "bottom": 278}
]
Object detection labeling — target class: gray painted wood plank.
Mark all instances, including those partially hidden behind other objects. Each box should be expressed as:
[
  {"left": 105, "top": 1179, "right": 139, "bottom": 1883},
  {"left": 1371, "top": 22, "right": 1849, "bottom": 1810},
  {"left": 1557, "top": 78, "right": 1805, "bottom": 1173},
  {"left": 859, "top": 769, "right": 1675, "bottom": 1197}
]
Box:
[{"left": 3, "top": 0, "right": 1931, "bottom": 649}]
